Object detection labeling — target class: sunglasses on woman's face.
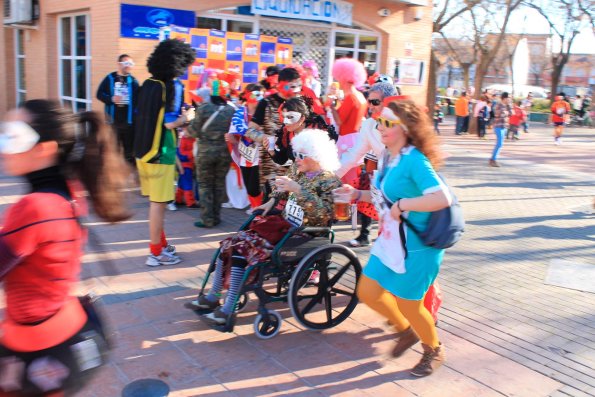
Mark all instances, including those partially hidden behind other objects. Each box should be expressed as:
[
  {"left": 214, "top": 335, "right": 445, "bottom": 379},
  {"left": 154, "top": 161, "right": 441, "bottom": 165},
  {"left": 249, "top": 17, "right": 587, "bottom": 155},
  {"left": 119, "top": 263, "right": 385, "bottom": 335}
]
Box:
[
  {"left": 367, "top": 98, "right": 382, "bottom": 106},
  {"left": 119, "top": 60, "right": 135, "bottom": 67},
  {"left": 376, "top": 117, "right": 403, "bottom": 129},
  {"left": 292, "top": 151, "right": 309, "bottom": 160}
]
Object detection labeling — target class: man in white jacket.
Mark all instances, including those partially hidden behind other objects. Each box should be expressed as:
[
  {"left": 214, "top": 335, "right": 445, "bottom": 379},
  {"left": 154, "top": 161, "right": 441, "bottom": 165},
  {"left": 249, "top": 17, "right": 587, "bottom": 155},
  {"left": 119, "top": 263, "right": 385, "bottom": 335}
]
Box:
[{"left": 336, "top": 82, "right": 397, "bottom": 246}]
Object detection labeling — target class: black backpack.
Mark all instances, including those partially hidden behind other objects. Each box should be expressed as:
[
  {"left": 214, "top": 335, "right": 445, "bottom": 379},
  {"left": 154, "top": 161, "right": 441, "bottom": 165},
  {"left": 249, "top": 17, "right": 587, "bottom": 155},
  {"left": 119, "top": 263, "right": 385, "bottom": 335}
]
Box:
[{"left": 400, "top": 175, "right": 464, "bottom": 250}]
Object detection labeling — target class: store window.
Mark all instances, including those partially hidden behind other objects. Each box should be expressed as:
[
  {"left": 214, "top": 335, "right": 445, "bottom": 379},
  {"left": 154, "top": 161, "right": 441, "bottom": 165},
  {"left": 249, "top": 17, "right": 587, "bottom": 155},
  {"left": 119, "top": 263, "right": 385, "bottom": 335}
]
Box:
[
  {"left": 15, "top": 29, "right": 26, "bottom": 105},
  {"left": 58, "top": 14, "right": 91, "bottom": 112},
  {"left": 197, "top": 16, "right": 254, "bottom": 33},
  {"left": 333, "top": 30, "right": 379, "bottom": 75}
]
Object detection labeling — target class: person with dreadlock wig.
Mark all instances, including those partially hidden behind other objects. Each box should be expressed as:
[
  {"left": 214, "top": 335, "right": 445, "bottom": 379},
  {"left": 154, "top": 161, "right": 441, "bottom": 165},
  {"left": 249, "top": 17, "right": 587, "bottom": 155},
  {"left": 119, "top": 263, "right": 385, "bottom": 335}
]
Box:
[
  {"left": 0, "top": 100, "right": 131, "bottom": 396},
  {"left": 268, "top": 96, "right": 337, "bottom": 166},
  {"left": 134, "top": 39, "right": 195, "bottom": 267}
]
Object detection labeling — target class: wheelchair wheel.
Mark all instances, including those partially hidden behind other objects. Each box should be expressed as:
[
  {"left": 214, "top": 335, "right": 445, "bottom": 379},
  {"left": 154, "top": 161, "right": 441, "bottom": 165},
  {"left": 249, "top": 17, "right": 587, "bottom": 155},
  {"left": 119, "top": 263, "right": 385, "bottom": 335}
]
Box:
[
  {"left": 236, "top": 292, "right": 249, "bottom": 313},
  {"left": 253, "top": 309, "right": 282, "bottom": 339},
  {"left": 288, "top": 244, "right": 361, "bottom": 330}
]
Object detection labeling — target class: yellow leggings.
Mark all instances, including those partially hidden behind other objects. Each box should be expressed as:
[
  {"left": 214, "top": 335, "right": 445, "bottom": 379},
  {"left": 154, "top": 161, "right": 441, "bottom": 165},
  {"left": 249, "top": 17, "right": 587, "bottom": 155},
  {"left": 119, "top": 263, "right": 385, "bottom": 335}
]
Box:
[{"left": 357, "top": 274, "right": 439, "bottom": 348}]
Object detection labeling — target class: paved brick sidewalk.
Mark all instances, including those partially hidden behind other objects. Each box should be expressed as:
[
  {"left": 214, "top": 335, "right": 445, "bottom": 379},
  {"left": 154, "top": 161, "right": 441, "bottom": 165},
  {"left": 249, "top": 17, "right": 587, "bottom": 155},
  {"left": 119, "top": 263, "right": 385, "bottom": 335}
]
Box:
[{"left": 0, "top": 123, "right": 592, "bottom": 396}]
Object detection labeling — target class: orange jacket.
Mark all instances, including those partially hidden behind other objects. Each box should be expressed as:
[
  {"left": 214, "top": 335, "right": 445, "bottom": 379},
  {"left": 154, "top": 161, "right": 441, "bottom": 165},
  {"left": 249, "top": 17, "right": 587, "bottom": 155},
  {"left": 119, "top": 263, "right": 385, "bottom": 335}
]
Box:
[{"left": 455, "top": 97, "right": 469, "bottom": 117}]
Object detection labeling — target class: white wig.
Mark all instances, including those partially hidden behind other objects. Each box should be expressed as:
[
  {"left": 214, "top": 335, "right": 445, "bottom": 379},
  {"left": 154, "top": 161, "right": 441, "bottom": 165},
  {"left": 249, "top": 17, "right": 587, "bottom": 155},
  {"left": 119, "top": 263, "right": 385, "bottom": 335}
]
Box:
[{"left": 292, "top": 129, "right": 340, "bottom": 172}]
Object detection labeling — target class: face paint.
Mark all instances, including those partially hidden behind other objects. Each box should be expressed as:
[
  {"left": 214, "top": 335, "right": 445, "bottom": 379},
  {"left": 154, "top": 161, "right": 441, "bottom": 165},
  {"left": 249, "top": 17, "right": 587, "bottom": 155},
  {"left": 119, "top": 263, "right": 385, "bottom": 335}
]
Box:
[
  {"left": 282, "top": 111, "right": 303, "bottom": 125},
  {"left": 0, "top": 121, "right": 40, "bottom": 154},
  {"left": 278, "top": 81, "right": 302, "bottom": 98}
]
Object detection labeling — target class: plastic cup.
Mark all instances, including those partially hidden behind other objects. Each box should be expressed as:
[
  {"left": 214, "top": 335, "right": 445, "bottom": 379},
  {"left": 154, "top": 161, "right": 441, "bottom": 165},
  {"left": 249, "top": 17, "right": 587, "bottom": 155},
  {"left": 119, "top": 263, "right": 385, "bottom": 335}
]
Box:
[{"left": 332, "top": 190, "right": 352, "bottom": 221}]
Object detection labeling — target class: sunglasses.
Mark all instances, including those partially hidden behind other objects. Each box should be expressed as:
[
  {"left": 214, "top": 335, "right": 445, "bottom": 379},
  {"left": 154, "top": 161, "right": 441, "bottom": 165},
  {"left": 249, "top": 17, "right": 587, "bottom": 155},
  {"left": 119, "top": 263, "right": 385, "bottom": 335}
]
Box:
[
  {"left": 119, "top": 61, "right": 135, "bottom": 67},
  {"left": 367, "top": 98, "right": 382, "bottom": 106},
  {"left": 292, "top": 150, "right": 309, "bottom": 160},
  {"left": 376, "top": 117, "right": 403, "bottom": 129}
]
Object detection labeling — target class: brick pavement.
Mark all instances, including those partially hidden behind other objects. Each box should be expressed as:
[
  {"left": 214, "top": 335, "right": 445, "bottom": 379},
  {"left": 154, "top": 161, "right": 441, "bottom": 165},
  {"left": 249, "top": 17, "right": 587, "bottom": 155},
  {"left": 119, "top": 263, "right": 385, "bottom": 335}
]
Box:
[{"left": 0, "top": 121, "right": 593, "bottom": 396}]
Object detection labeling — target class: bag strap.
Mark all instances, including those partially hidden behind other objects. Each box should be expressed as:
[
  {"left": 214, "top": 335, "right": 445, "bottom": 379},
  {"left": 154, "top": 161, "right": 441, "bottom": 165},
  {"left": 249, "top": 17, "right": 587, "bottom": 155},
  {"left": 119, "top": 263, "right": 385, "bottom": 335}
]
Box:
[{"left": 202, "top": 105, "right": 224, "bottom": 133}]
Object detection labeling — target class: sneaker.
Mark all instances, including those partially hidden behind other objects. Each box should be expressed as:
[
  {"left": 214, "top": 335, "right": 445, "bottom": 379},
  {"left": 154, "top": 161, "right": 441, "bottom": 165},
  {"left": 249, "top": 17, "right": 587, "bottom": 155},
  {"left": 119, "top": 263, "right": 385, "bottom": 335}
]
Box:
[
  {"left": 184, "top": 295, "right": 220, "bottom": 311},
  {"left": 221, "top": 202, "right": 234, "bottom": 209},
  {"left": 166, "top": 202, "right": 177, "bottom": 211},
  {"left": 146, "top": 253, "right": 181, "bottom": 267},
  {"left": 307, "top": 270, "right": 320, "bottom": 284},
  {"left": 410, "top": 343, "right": 445, "bottom": 377},
  {"left": 163, "top": 244, "right": 176, "bottom": 256},
  {"left": 349, "top": 235, "right": 370, "bottom": 247},
  {"left": 204, "top": 308, "right": 230, "bottom": 325},
  {"left": 391, "top": 327, "right": 420, "bottom": 357},
  {"left": 488, "top": 160, "right": 500, "bottom": 167}
]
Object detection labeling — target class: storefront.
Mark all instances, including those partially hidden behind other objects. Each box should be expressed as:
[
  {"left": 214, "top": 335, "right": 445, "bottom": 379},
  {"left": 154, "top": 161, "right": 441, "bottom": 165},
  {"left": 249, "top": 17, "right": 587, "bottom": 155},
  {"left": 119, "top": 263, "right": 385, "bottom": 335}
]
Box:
[{"left": 1, "top": 0, "right": 431, "bottom": 114}]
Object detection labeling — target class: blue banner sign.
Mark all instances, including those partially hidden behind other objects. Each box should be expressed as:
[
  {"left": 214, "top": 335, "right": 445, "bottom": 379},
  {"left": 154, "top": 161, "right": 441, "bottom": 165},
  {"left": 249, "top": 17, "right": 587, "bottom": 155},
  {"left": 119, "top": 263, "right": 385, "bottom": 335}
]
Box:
[
  {"left": 121, "top": 4, "right": 195, "bottom": 40},
  {"left": 251, "top": 0, "right": 352, "bottom": 25}
]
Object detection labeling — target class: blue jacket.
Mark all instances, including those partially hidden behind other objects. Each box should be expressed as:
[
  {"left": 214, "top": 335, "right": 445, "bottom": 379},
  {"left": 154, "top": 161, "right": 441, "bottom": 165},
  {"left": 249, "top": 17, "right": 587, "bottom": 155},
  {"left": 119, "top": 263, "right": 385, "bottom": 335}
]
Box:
[{"left": 96, "top": 72, "right": 139, "bottom": 125}]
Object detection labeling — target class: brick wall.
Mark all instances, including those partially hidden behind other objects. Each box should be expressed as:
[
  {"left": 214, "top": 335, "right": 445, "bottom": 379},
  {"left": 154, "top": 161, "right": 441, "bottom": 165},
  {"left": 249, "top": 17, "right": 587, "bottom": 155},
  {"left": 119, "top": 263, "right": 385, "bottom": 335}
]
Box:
[{"left": 0, "top": 0, "right": 433, "bottom": 113}]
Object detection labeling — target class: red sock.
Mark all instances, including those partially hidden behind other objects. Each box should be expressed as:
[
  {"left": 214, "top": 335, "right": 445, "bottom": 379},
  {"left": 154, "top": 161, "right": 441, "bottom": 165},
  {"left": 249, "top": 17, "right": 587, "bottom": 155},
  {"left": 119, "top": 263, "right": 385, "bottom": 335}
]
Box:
[
  {"left": 160, "top": 231, "right": 167, "bottom": 248},
  {"left": 248, "top": 192, "right": 263, "bottom": 209},
  {"left": 150, "top": 243, "right": 162, "bottom": 257}
]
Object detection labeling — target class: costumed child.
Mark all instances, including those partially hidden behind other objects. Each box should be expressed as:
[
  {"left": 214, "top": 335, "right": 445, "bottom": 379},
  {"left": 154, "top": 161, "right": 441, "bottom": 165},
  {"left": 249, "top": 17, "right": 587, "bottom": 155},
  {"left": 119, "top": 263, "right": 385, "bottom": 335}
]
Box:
[
  {"left": 227, "top": 83, "right": 265, "bottom": 212},
  {"left": 175, "top": 121, "right": 199, "bottom": 209}
]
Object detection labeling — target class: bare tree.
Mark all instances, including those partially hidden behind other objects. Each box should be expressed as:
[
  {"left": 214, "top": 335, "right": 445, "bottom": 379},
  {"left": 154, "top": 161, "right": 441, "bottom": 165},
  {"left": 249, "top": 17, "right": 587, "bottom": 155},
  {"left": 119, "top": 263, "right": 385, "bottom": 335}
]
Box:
[
  {"left": 524, "top": 0, "right": 595, "bottom": 98},
  {"left": 427, "top": 0, "right": 479, "bottom": 108},
  {"left": 470, "top": 0, "right": 524, "bottom": 99}
]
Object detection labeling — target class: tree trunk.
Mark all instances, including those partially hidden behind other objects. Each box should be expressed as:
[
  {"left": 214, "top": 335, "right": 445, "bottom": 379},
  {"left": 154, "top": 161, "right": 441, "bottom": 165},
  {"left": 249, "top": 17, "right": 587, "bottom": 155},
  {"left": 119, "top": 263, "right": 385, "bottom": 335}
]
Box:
[
  {"left": 468, "top": 54, "right": 491, "bottom": 134},
  {"left": 426, "top": 51, "right": 439, "bottom": 109},
  {"left": 462, "top": 64, "right": 471, "bottom": 91}
]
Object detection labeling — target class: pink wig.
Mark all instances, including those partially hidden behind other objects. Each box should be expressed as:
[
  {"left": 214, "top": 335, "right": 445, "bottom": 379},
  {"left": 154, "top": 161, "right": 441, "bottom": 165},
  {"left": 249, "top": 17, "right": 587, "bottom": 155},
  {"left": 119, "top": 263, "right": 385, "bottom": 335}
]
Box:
[
  {"left": 302, "top": 60, "right": 320, "bottom": 79},
  {"left": 332, "top": 58, "right": 367, "bottom": 88}
]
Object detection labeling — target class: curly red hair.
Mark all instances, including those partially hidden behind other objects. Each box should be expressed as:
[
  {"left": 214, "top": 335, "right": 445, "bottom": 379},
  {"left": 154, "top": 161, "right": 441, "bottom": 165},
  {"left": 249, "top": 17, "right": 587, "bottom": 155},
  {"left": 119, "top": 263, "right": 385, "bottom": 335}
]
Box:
[{"left": 385, "top": 100, "right": 444, "bottom": 170}]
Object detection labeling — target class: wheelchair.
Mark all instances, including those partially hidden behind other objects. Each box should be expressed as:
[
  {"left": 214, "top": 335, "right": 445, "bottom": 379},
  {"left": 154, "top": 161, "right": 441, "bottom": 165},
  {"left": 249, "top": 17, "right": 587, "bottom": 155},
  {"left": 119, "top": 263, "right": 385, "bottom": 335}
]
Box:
[{"left": 191, "top": 212, "right": 362, "bottom": 339}]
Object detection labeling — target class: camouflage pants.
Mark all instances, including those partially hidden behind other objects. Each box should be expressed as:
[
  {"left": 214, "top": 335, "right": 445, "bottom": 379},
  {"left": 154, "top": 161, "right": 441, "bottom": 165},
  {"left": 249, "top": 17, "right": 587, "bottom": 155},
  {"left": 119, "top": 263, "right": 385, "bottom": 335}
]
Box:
[{"left": 196, "top": 147, "right": 231, "bottom": 226}]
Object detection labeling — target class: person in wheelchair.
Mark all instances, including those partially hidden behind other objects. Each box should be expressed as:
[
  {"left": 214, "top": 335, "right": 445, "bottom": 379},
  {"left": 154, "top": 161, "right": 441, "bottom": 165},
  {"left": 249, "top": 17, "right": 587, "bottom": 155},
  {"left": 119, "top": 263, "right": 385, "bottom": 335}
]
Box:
[{"left": 189, "top": 129, "right": 342, "bottom": 325}]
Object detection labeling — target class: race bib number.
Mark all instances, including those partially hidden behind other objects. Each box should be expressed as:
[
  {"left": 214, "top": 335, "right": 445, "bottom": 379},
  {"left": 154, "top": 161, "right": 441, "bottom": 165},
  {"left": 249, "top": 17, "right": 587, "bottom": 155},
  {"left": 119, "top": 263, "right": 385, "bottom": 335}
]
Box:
[
  {"left": 556, "top": 107, "right": 565, "bottom": 115},
  {"left": 238, "top": 141, "right": 259, "bottom": 163},
  {"left": 283, "top": 197, "right": 304, "bottom": 227}
]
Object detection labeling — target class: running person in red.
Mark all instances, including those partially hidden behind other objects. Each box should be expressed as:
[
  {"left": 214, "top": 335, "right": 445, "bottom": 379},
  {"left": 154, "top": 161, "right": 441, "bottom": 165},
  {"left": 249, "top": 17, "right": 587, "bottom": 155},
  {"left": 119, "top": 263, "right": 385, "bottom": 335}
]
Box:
[
  {"left": 0, "top": 100, "right": 131, "bottom": 396},
  {"left": 551, "top": 93, "right": 571, "bottom": 145}
]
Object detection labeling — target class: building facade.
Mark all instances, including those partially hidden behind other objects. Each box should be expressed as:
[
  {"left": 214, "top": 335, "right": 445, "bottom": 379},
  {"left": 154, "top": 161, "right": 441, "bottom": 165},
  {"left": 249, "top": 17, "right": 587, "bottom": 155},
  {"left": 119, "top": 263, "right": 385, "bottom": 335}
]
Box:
[{"left": 1, "top": 0, "right": 433, "bottom": 114}]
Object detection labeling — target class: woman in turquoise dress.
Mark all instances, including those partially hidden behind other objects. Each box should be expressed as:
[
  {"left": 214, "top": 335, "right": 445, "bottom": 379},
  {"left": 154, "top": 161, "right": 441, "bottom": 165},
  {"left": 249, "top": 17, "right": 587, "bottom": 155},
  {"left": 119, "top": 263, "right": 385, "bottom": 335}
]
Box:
[{"left": 338, "top": 98, "right": 451, "bottom": 377}]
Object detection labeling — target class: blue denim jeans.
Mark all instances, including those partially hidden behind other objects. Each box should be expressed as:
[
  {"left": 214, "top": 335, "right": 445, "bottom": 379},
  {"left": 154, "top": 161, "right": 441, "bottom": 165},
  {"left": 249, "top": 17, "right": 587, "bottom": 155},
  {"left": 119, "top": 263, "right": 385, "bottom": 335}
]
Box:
[
  {"left": 455, "top": 116, "right": 465, "bottom": 134},
  {"left": 491, "top": 127, "right": 506, "bottom": 160}
]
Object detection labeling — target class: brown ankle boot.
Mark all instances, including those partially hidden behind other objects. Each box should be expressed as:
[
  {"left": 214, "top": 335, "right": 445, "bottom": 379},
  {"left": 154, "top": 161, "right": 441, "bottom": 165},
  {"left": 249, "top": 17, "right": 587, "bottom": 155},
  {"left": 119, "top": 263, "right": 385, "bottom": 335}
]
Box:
[
  {"left": 391, "top": 327, "right": 420, "bottom": 357},
  {"left": 410, "top": 343, "right": 445, "bottom": 377}
]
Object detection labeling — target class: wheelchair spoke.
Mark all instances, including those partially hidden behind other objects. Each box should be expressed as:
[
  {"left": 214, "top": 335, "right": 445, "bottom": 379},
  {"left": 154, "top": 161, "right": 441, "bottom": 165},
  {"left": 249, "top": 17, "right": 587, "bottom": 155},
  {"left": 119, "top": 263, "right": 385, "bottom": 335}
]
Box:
[
  {"left": 326, "top": 263, "right": 351, "bottom": 287},
  {"left": 331, "top": 286, "right": 354, "bottom": 297},
  {"left": 301, "top": 290, "right": 324, "bottom": 315},
  {"left": 324, "top": 292, "right": 333, "bottom": 324}
]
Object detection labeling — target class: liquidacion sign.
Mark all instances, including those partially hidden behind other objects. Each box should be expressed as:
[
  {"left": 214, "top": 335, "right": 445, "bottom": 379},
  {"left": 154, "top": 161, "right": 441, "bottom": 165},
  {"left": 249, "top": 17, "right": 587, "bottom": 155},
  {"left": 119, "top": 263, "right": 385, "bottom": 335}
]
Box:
[
  {"left": 121, "top": 4, "right": 195, "bottom": 40},
  {"left": 251, "top": 0, "right": 352, "bottom": 25}
]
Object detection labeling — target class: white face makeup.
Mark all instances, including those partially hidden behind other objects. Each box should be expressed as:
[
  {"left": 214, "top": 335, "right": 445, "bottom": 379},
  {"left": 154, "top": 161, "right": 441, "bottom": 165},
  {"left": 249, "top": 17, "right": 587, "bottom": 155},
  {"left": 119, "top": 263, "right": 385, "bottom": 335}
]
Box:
[
  {"left": 0, "top": 121, "right": 40, "bottom": 155},
  {"left": 282, "top": 111, "right": 303, "bottom": 126}
]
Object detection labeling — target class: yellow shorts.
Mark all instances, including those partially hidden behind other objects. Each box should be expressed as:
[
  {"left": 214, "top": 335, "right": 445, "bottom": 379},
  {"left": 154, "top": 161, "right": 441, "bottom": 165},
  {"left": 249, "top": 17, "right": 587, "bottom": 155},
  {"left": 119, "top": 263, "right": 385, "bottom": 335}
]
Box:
[{"left": 136, "top": 160, "right": 175, "bottom": 203}]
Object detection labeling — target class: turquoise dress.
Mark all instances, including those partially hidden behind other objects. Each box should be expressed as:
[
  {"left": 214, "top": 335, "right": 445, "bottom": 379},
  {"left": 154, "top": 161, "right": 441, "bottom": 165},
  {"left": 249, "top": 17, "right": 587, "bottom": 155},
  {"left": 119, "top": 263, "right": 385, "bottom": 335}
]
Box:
[{"left": 363, "top": 146, "right": 445, "bottom": 300}]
